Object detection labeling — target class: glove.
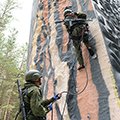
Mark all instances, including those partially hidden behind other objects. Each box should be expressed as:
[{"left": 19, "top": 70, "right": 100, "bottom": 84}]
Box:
[
  {"left": 48, "top": 103, "right": 52, "bottom": 111},
  {"left": 53, "top": 93, "right": 61, "bottom": 101}
]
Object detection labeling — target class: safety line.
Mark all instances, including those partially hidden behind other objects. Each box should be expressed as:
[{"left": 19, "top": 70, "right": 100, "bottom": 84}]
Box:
[{"left": 60, "top": 64, "right": 89, "bottom": 120}]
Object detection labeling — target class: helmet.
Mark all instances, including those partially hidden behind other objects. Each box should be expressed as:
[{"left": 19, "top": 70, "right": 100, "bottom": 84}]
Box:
[
  {"left": 64, "top": 6, "right": 73, "bottom": 17},
  {"left": 25, "top": 69, "right": 42, "bottom": 82}
]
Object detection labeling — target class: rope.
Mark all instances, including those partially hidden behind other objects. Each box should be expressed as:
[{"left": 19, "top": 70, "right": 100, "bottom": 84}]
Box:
[
  {"left": 76, "top": 64, "right": 89, "bottom": 95},
  {"left": 60, "top": 94, "right": 68, "bottom": 120},
  {"left": 60, "top": 64, "right": 89, "bottom": 120},
  {"left": 51, "top": 109, "right": 53, "bottom": 120},
  {"left": 51, "top": 17, "right": 92, "bottom": 120}
]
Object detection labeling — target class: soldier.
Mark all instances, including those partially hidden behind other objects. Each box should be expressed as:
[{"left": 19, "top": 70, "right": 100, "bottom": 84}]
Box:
[
  {"left": 17, "top": 69, "right": 61, "bottom": 120},
  {"left": 63, "top": 6, "right": 97, "bottom": 70}
]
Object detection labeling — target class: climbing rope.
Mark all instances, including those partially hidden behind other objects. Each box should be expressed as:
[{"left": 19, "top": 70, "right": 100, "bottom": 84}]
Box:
[
  {"left": 59, "top": 64, "right": 89, "bottom": 120},
  {"left": 50, "top": 35, "right": 91, "bottom": 120}
]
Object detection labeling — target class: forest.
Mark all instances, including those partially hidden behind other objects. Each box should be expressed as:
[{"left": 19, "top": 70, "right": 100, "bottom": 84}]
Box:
[{"left": 0, "top": 0, "right": 27, "bottom": 119}]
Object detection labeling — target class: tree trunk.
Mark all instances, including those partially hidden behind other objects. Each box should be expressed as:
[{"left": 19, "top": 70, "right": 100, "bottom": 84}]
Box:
[{"left": 3, "top": 83, "right": 15, "bottom": 120}]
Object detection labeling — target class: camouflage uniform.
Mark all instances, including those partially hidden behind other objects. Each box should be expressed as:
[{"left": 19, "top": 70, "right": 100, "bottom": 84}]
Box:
[
  {"left": 64, "top": 8, "right": 95, "bottom": 69},
  {"left": 17, "top": 82, "right": 55, "bottom": 120}
]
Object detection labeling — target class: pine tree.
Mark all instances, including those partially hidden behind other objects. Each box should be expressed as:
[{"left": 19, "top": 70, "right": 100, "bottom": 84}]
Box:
[{"left": 0, "top": 0, "right": 28, "bottom": 119}]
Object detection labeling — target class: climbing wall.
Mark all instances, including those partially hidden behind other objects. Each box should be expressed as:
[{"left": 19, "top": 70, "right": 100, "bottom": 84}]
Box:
[{"left": 27, "top": 0, "right": 120, "bottom": 120}]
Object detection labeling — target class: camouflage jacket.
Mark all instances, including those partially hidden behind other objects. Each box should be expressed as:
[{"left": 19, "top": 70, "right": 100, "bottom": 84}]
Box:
[
  {"left": 17, "top": 83, "right": 55, "bottom": 120},
  {"left": 64, "top": 12, "right": 87, "bottom": 30},
  {"left": 64, "top": 12, "right": 89, "bottom": 40}
]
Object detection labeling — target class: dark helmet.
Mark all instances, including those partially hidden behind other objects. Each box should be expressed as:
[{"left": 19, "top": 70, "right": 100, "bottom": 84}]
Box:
[
  {"left": 64, "top": 6, "right": 73, "bottom": 17},
  {"left": 25, "top": 69, "right": 42, "bottom": 82}
]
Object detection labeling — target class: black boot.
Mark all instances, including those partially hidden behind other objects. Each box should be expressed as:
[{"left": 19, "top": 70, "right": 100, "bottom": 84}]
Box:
[
  {"left": 88, "top": 48, "right": 97, "bottom": 59},
  {"left": 78, "top": 65, "right": 85, "bottom": 70},
  {"left": 88, "top": 48, "right": 94, "bottom": 56}
]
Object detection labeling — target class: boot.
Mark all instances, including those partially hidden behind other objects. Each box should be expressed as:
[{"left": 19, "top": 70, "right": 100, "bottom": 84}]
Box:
[
  {"left": 78, "top": 64, "right": 85, "bottom": 70},
  {"left": 88, "top": 48, "right": 94, "bottom": 56},
  {"left": 88, "top": 48, "right": 97, "bottom": 59}
]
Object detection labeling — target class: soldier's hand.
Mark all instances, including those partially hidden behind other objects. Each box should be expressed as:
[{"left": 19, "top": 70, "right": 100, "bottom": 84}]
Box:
[
  {"left": 48, "top": 103, "right": 52, "bottom": 111},
  {"left": 53, "top": 93, "right": 62, "bottom": 101}
]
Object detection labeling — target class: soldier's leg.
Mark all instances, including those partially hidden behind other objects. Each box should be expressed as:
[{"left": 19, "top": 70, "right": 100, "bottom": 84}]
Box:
[
  {"left": 83, "top": 33, "right": 97, "bottom": 58},
  {"left": 77, "top": 46, "right": 85, "bottom": 70},
  {"left": 73, "top": 41, "right": 85, "bottom": 70}
]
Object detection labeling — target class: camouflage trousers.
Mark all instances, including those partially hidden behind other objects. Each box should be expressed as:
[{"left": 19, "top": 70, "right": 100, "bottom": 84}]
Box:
[
  {"left": 72, "top": 40, "right": 84, "bottom": 66},
  {"left": 72, "top": 33, "right": 94, "bottom": 66}
]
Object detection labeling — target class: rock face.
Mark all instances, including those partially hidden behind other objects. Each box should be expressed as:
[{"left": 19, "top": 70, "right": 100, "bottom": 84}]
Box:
[{"left": 27, "top": 0, "right": 120, "bottom": 119}]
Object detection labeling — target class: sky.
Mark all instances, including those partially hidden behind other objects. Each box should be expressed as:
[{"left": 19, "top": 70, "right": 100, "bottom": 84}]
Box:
[{"left": 12, "top": 0, "right": 33, "bottom": 46}]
